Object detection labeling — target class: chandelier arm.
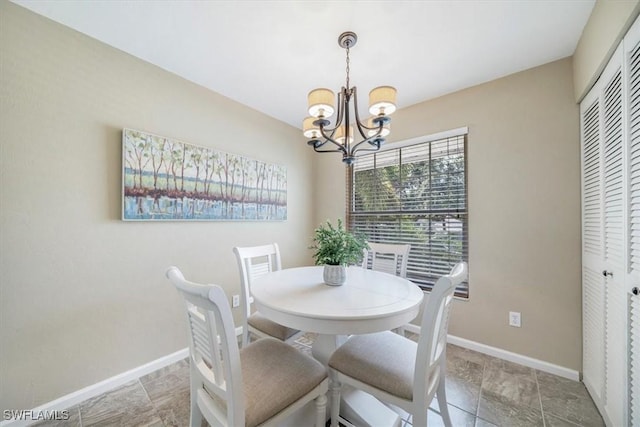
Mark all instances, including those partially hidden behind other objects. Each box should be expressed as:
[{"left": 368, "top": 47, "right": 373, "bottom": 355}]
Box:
[
  {"left": 358, "top": 119, "right": 385, "bottom": 133},
  {"left": 355, "top": 122, "right": 380, "bottom": 135},
  {"left": 353, "top": 143, "right": 383, "bottom": 154},
  {"left": 307, "top": 135, "right": 345, "bottom": 153},
  {"left": 315, "top": 121, "right": 341, "bottom": 137},
  {"left": 353, "top": 118, "right": 384, "bottom": 140},
  {"left": 350, "top": 132, "right": 384, "bottom": 154},
  {"left": 350, "top": 87, "right": 374, "bottom": 139},
  {"left": 313, "top": 145, "right": 345, "bottom": 155},
  {"left": 317, "top": 126, "right": 348, "bottom": 153},
  {"left": 333, "top": 88, "right": 346, "bottom": 130}
]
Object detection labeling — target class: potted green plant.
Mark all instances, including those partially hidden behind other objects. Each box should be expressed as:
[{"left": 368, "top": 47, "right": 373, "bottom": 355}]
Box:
[{"left": 310, "top": 219, "right": 369, "bottom": 286}]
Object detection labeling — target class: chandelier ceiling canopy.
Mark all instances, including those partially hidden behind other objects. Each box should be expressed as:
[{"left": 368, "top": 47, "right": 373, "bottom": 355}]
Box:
[{"left": 303, "top": 31, "right": 397, "bottom": 165}]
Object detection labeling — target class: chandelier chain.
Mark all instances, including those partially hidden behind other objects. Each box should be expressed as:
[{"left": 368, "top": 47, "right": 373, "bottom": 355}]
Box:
[{"left": 345, "top": 45, "right": 350, "bottom": 89}]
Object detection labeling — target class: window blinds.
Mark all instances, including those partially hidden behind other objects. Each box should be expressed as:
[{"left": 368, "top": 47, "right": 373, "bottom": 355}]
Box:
[{"left": 348, "top": 131, "right": 469, "bottom": 297}]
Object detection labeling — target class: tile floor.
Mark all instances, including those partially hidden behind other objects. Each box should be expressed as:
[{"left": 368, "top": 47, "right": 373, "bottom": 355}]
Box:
[{"left": 32, "top": 333, "right": 604, "bottom": 427}]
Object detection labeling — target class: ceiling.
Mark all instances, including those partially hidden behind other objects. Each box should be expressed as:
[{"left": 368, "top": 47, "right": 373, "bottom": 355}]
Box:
[{"left": 13, "top": 0, "right": 595, "bottom": 130}]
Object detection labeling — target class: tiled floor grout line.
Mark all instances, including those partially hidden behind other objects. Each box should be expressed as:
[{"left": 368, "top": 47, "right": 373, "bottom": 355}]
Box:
[
  {"left": 535, "top": 370, "right": 547, "bottom": 427},
  {"left": 475, "top": 355, "right": 486, "bottom": 422},
  {"left": 137, "top": 378, "right": 162, "bottom": 427},
  {"left": 76, "top": 405, "right": 83, "bottom": 427}
]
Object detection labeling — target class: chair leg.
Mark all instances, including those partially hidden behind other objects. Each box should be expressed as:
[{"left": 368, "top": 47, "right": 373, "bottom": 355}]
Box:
[
  {"left": 314, "top": 393, "right": 327, "bottom": 427},
  {"left": 412, "top": 410, "right": 427, "bottom": 427},
  {"left": 436, "top": 378, "right": 452, "bottom": 427},
  {"left": 189, "top": 363, "right": 204, "bottom": 427},
  {"left": 329, "top": 378, "right": 341, "bottom": 427},
  {"left": 189, "top": 385, "right": 204, "bottom": 426},
  {"left": 242, "top": 322, "right": 249, "bottom": 348},
  {"left": 190, "top": 407, "right": 203, "bottom": 427}
]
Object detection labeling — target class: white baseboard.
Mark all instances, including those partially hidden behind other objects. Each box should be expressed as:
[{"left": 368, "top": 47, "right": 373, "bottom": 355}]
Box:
[
  {"left": 1, "top": 326, "right": 244, "bottom": 427},
  {"left": 0, "top": 348, "right": 188, "bottom": 427},
  {"left": 404, "top": 324, "right": 580, "bottom": 381}
]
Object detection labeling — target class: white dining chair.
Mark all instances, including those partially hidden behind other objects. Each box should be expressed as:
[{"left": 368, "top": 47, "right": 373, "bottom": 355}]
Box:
[
  {"left": 166, "top": 266, "right": 329, "bottom": 427},
  {"left": 233, "top": 243, "right": 302, "bottom": 347},
  {"left": 362, "top": 242, "right": 411, "bottom": 278},
  {"left": 328, "top": 262, "right": 468, "bottom": 427}
]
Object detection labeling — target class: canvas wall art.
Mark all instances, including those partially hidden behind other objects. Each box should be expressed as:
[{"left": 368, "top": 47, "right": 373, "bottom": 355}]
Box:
[{"left": 122, "top": 129, "right": 287, "bottom": 221}]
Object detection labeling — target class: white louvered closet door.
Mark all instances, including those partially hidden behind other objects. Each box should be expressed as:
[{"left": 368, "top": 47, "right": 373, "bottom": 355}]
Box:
[
  {"left": 601, "top": 45, "right": 626, "bottom": 427},
  {"left": 581, "top": 42, "right": 629, "bottom": 427},
  {"left": 580, "top": 80, "right": 605, "bottom": 408},
  {"left": 581, "top": 15, "right": 640, "bottom": 426},
  {"left": 631, "top": 293, "right": 640, "bottom": 427},
  {"left": 626, "top": 17, "right": 640, "bottom": 427}
]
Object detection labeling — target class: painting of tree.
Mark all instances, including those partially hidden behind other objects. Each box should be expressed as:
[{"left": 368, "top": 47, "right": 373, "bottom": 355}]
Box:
[{"left": 122, "top": 129, "right": 287, "bottom": 221}]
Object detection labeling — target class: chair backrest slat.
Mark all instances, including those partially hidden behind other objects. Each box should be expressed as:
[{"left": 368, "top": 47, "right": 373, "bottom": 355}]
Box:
[
  {"left": 188, "top": 306, "right": 215, "bottom": 367},
  {"left": 248, "top": 260, "right": 271, "bottom": 281},
  {"left": 363, "top": 242, "right": 411, "bottom": 278}
]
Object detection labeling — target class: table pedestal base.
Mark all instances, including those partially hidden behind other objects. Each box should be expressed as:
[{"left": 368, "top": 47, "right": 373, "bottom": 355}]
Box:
[
  {"left": 338, "top": 387, "right": 402, "bottom": 427},
  {"left": 312, "top": 334, "right": 402, "bottom": 427}
]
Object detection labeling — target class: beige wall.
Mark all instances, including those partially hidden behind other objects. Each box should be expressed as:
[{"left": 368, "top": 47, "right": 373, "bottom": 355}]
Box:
[
  {"left": 314, "top": 58, "right": 582, "bottom": 370},
  {"left": 573, "top": 0, "right": 640, "bottom": 101},
  {"left": 0, "top": 2, "right": 314, "bottom": 411},
  {"left": 312, "top": 155, "right": 347, "bottom": 227}
]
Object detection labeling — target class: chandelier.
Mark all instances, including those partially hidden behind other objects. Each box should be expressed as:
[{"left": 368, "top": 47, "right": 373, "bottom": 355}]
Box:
[{"left": 303, "top": 31, "right": 397, "bottom": 165}]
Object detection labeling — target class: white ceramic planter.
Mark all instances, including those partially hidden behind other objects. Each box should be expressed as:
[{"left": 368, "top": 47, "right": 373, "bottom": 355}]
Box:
[{"left": 323, "top": 264, "right": 347, "bottom": 286}]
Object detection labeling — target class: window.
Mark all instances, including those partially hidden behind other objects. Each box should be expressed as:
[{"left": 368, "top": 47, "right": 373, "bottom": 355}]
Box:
[{"left": 348, "top": 128, "right": 469, "bottom": 297}]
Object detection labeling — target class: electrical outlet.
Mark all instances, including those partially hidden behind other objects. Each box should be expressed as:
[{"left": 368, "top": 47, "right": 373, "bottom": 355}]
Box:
[
  {"left": 509, "top": 311, "right": 521, "bottom": 328},
  {"left": 232, "top": 294, "right": 240, "bottom": 308}
]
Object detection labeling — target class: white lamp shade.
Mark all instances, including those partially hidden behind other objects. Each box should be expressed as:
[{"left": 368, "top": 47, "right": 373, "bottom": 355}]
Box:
[
  {"left": 336, "top": 125, "right": 354, "bottom": 144},
  {"left": 367, "top": 117, "right": 391, "bottom": 137},
  {"left": 369, "top": 86, "right": 397, "bottom": 116},
  {"left": 308, "top": 88, "right": 335, "bottom": 118},
  {"left": 303, "top": 117, "right": 321, "bottom": 139}
]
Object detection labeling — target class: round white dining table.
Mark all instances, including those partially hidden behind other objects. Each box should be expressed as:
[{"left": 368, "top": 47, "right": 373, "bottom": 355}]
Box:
[
  {"left": 251, "top": 265, "right": 424, "bottom": 427},
  {"left": 251, "top": 265, "right": 423, "bottom": 336}
]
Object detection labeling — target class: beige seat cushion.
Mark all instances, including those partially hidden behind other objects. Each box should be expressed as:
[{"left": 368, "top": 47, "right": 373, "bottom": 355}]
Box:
[
  {"left": 248, "top": 312, "right": 299, "bottom": 341},
  {"left": 241, "top": 338, "right": 327, "bottom": 427},
  {"left": 328, "top": 331, "right": 416, "bottom": 400}
]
